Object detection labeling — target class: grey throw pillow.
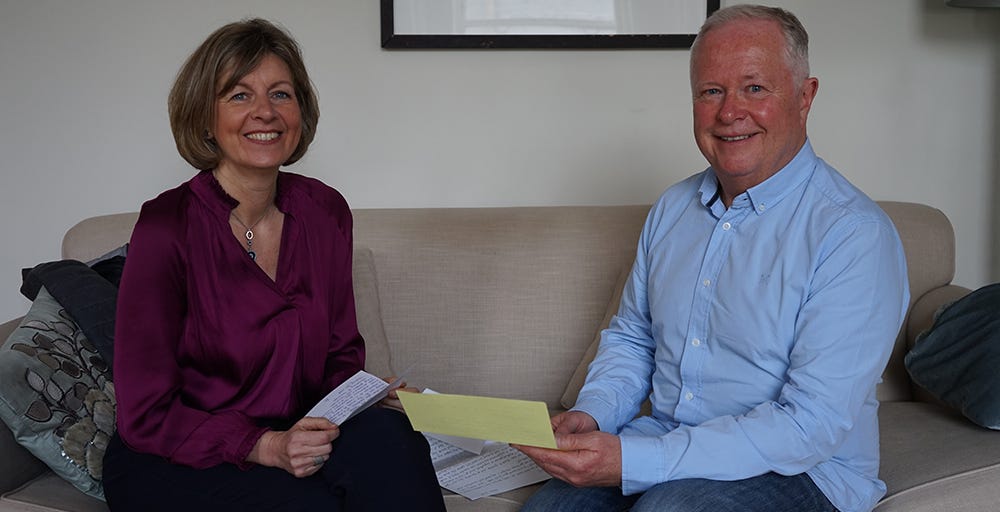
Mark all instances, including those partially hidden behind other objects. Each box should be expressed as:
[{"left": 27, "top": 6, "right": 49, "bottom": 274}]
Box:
[{"left": 905, "top": 283, "right": 1000, "bottom": 429}]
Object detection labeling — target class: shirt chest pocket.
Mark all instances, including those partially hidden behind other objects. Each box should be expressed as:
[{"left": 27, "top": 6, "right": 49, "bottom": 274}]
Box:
[{"left": 706, "top": 260, "right": 805, "bottom": 365}]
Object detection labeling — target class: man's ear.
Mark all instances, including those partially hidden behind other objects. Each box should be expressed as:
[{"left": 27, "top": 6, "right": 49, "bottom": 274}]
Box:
[{"left": 800, "top": 76, "right": 819, "bottom": 121}]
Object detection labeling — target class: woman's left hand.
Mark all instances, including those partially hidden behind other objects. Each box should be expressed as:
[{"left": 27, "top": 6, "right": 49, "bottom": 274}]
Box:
[{"left": 247, "top": 417, "right": 340, "bottom": 478}]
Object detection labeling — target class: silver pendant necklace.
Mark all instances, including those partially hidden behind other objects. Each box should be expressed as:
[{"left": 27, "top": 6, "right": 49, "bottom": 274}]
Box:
[{"left": 230, "top": 206, "right": 272, "bottom": 260}]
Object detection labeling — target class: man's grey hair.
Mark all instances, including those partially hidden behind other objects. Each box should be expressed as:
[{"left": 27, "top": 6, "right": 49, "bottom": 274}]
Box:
[{"left": 690, "top": 4, "right": 810, "bottom": 81}]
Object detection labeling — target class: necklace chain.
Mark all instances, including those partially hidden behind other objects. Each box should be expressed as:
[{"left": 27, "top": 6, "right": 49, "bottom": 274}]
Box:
[{"left": 230, "top": 205, "right": 272, "bottom": 260}]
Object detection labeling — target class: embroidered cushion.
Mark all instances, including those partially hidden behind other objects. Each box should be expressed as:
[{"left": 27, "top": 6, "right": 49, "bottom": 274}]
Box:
[{"left": 0, "top": 287, "right": 114, "bottom": 500}]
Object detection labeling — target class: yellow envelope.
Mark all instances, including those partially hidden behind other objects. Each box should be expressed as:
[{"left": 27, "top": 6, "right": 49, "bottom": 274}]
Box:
[{"left": 397, "top": 391, "right": 557, "bottom": 449}]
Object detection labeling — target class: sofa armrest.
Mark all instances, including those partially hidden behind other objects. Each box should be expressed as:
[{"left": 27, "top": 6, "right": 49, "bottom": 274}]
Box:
[{"left": 0, "top": 316, "right": 49, "bottom": 494}]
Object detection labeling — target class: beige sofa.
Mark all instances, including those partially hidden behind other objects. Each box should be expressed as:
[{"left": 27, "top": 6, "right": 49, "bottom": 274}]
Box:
[{"left": 1, "top": 202, "right": 998, "bottom": 511}]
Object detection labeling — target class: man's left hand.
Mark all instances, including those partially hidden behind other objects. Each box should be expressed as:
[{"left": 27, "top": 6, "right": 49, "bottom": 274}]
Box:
[
  {"left": 378, "top": 376, "right": 417, "bottom": 413},
  {"left": 515, "top": 431, "right": 622, "bottom": 488}
]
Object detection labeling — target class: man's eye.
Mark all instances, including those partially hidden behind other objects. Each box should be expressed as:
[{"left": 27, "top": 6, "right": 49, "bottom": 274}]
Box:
[{"left": 748, "top": 85, "right": 763, "bottom": 93}]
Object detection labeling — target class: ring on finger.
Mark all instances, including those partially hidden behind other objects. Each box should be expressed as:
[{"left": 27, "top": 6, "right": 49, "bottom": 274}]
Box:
[{"left": 312, "top": 455, "right": 325, "bottom": 466}]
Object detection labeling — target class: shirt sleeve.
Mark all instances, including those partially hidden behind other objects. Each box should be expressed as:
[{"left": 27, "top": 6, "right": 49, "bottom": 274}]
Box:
[
  {"left": 582, "top": 217, "right": 909, "bottom": 495},
  {"left": 114, "top": 202, "right": 267, "bottom": 469}
]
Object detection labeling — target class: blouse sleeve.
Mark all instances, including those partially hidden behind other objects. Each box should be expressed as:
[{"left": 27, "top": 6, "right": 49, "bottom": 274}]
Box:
[{"left": 113, "top": 201, "right": 267, "bottom": 469}]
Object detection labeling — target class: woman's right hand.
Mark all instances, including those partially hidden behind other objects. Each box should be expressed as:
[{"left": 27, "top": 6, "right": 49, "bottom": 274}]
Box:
[{"left": 248, "top": 417, "right": 340, "bottom": 478}]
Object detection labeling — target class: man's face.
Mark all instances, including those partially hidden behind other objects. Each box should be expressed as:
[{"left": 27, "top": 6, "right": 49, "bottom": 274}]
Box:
[{"left": 691, "top": 19, "right": 817, "bottom": 197}]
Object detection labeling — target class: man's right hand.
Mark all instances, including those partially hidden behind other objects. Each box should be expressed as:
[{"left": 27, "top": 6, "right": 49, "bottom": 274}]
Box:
[
  {"left": 551, "top": 410, "right": 599, "bottom": 435},
  {"left": 515, "top": 410, "right": 622, "bottom": 488}
]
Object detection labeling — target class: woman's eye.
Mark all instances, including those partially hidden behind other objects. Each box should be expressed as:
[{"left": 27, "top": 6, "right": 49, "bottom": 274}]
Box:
[
  {"left": 272, "top": 91, "right": 292, "bottom": 100},
  {"left": 230, "top": 92, "right": 248, "bottom": 101}
]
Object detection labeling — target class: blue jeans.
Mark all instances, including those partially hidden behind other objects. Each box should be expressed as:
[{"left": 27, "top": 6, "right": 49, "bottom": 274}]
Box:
[{"left": 520, "top": 472, "right": 836, "bottom": 512}]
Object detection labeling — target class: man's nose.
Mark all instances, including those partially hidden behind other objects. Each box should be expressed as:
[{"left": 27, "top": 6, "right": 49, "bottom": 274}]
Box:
[{"left": 717, "top": 94, "right": 747, "bottom": 123}]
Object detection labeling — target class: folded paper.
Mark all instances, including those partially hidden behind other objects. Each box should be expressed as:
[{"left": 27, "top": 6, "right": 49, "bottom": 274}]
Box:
[{"left": 397, "top": 391, "right": 557, "bottom": 449}]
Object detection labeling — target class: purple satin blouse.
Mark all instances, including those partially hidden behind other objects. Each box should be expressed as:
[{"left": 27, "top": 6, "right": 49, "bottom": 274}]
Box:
[{"left": 113, "top": 170, "right": 365, "bottom": 469}]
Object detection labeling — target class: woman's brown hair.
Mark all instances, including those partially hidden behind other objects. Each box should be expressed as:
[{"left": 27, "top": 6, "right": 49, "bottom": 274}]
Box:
[{"left": 168, "top": 18, "right": 319, "bottom": 171}]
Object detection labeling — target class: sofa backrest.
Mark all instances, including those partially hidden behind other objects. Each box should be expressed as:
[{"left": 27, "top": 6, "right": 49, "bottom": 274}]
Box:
[
  {"left": 61, "top": 201, "right": 955, "bottom": 407},
  {"left": 351, "top": 206, "right": 648, "bottom": 406},
  {"left": 876, "top": 202, "right": 956, "bottom": 401}
]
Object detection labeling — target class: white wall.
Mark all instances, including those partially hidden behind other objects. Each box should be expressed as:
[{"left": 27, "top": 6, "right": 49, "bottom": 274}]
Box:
[{"left": 1, "top": 1, "right": 998, "bottom": 322}]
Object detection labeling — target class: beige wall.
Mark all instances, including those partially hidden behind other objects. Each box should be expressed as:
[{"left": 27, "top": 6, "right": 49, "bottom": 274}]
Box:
[{"left": 1, "top": 0, "right": 998, "bottom": 321}]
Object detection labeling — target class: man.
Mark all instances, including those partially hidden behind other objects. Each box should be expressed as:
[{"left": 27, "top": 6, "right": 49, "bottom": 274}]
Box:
[{"left": 517, "top": 5, "right": 909, "bottom": 512}]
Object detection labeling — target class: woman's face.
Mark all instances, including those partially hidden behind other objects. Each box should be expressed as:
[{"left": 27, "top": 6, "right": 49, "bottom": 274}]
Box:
[{"left": 212, "top": 53, "right": 302, "bottom": 175}]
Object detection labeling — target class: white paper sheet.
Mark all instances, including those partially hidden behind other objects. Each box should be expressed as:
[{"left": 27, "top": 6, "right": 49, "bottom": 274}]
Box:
[
  {"left": 305, "top": 370, "right": 404, "bottom": 425},
  {"left": 433, "top": 441, "right": 551, "bottom": 500}
]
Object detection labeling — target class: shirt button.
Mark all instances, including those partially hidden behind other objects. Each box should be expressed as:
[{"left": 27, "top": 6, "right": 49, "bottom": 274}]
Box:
[
  {"left": 692, "top": 338, "right": 701, "bottom": 347},
  {"left": 722, "top": 222, "right": 731, "bottom": 231},
  {"left": 685, "top": 392, "right": 694, "bottom": 401},
  {"left": 702, "top": 279, "right": 711, "bottom": 287},
  {"left": 758, "top": 204, "right": 766, "bottom": 212}
]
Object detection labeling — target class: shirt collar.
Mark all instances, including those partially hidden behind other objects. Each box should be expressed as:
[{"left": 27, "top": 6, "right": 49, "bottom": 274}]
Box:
[
  {"left": 698, "top": 139, "right": 817, "bottom": 216},
  {"left": 193, "top": 169, "right": 293, "bottom": 217}
]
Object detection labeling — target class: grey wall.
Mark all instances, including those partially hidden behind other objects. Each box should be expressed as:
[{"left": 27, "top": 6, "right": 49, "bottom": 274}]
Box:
[{"left": 1, "top": 0, "right": 998, "bottom": 321}]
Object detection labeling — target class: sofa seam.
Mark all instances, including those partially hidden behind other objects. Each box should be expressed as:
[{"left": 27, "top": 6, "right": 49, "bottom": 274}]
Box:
[{"left": 878, "top": 463, "right": 1000, "bottom": 505}]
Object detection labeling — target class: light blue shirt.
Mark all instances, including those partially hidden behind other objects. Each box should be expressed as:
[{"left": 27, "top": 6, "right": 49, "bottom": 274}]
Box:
[{"left": 573, "top": 141, "right": 909, "bottom": 512}]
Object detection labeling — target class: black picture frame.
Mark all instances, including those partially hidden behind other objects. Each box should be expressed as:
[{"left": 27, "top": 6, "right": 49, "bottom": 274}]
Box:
[{"left": 381, "top": 0, "right": 721, "bottom": 50}]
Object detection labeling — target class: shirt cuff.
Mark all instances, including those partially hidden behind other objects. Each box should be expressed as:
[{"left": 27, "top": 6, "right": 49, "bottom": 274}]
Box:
[
  {"left": 619, "top": 433, "right": 667, "bottom": 495},
  {"left": 571, "top": 394, "right": 619, "bottom": 433},
  {"left": 232, "top": 425, "right": 269, "bottom": 470}
]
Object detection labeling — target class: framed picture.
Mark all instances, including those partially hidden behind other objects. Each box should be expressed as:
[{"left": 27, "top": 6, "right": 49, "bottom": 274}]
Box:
[{"left": 381, "top": 0, "right": 721, "bottom": 49}]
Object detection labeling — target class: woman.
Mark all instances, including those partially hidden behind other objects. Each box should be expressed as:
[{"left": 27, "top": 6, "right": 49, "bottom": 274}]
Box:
[{"left": 102, "top": 19, "right": 445, "bottom": 511}]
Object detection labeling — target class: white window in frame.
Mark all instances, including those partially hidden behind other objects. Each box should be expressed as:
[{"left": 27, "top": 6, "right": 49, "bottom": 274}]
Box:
[{"left": 393, "top": 0, "right": 707, "bottom": 36}]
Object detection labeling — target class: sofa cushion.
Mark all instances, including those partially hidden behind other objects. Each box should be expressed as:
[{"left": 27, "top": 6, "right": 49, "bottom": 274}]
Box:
[
  {"left": 0, "top": 287, "right": 114, "bottom": 501},
  {"left": 876, "top": 401, "right": 1000, "bottom": 511},
  {"left": 560, "top": 266, "right": 630, "bottom": 410},
  {"left": 354, "top": 247, "right": 394, "bottom": 378},
  {"left": 904, "top": 283, "right": 1000, "bottom": 429},
  {"left": 442, "top": 483, "right": 542, "bottom": 512},
  {"left": 0, "top": 472, "right": 108, "bottom": 512}
]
